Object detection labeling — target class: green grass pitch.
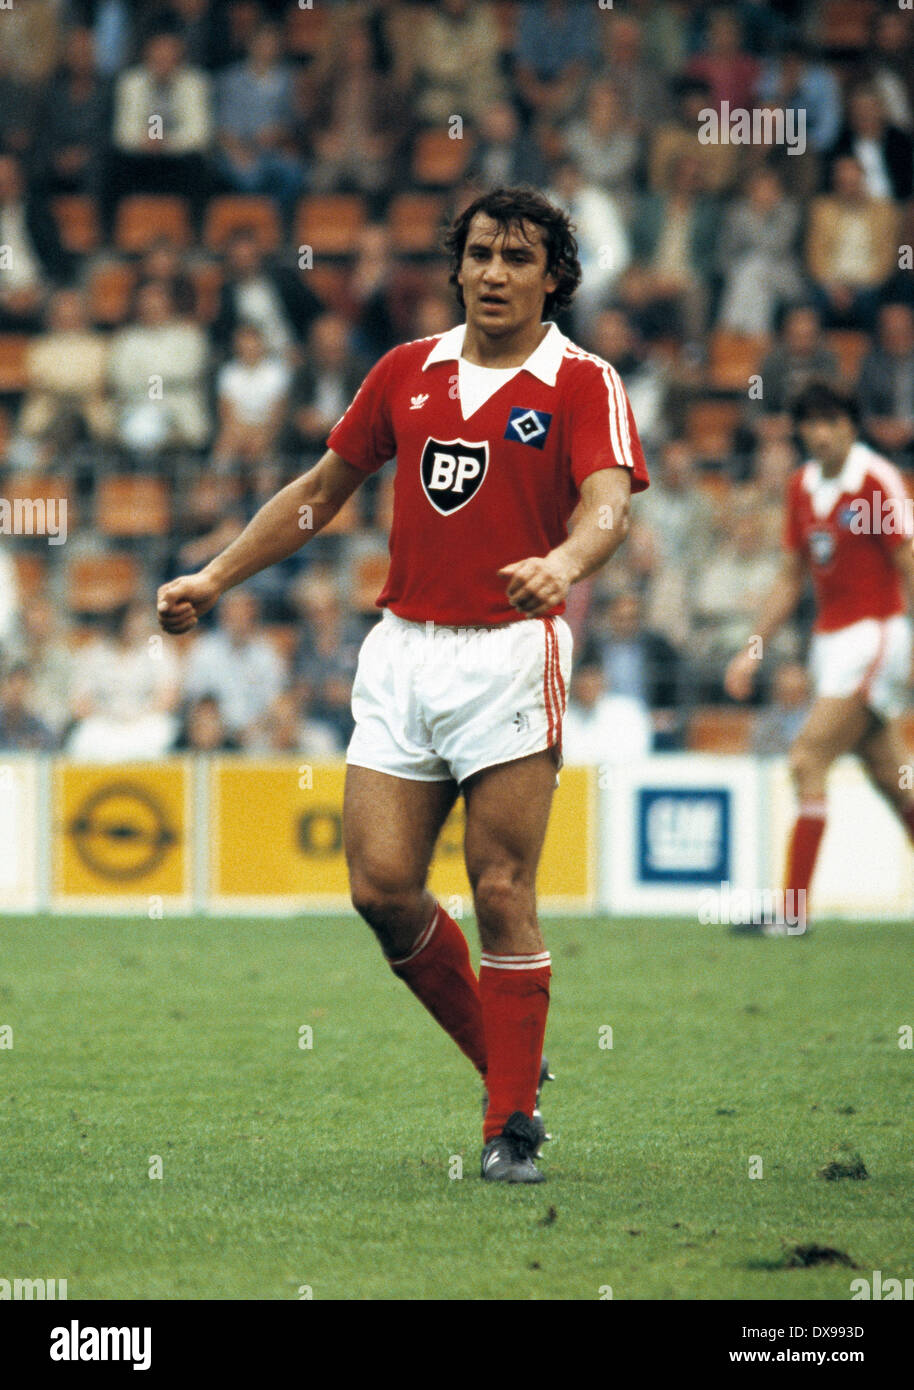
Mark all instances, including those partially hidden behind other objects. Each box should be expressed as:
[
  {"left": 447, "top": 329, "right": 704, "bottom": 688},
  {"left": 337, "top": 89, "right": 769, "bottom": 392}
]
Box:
[{"left": 1, "top": 915, "right": 911, "bottom": 1300}]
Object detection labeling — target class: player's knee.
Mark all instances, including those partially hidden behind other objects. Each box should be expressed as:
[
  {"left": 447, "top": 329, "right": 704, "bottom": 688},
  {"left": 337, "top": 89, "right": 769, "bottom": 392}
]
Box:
[
  {"left": 350, "top": 874, "right": 415, "bottom": 932},
  {"left": 472, "top": 865, "right": 530, "bottom": 928}
]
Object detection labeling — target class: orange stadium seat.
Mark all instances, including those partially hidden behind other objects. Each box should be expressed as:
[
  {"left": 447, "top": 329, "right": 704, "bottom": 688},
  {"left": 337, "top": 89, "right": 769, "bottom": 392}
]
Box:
[
  {"left": 204, "top": 196, "right": 282, "bottom": 254},
  {"left": 96, "top": 476, "right": 171, "bottom": 538},
  {"left": 686, "top": 400, "right": 742, "bottom": 457},
  {"left": 307, "top": 265, "right": 349, "bottom": 312},
  {"left": 88, "top": 261, "right": 136, "bottom": 325},
  {"left": 13, "top": 553, "right": 47, "bottom": 603},
  {"left": 388, "top": 194, "right": 446, "bottom": 255},
  {"left": 6, "top": 472, "right": 73, "bottom": 509},
  {"left": 115, "top": 195, "right": 192, "bottom": 253},
  {"left": 707, "top": 331, "right": 769, "bottom": 392},
  {"left": 52, "top": 195, "right": 101, "bottom": 255},
  {"left": 412, "top": 129, "right": 474, "bottom": 187},
  {"left": 352, "top": 552, "right": 390, "bottom": 613},
  {"left": 826, "top": 330, "right": 869, "bottom": 385},
  {"left": 284, "top": 2, "right": 330, "bottom": 56},
  {"left": 901, "top": 711, "right": 914, "bottom": 752},
  {"left": 295, "top": 195, "right": 367, "bottom": 257},
  {"left": 67, "top": 553, "right": 140, "bottom": 613},
  {"left": 0, "top": 335, "right": 30, "bottom": 392},
  {"left": 821, "top": 0, "right": 876, "bottom": 49},
  {"left": 687, "top": 707, "right": 755, "bottom": 754}
]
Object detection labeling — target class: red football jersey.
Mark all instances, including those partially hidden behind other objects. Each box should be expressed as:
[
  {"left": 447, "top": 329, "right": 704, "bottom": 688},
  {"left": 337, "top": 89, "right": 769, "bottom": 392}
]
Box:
[
  {"left": 783, "top": 441, "right": 911, "bottom": 633},
  {"left": 327, "top": 323, "right": 650, "bottom": 625}
]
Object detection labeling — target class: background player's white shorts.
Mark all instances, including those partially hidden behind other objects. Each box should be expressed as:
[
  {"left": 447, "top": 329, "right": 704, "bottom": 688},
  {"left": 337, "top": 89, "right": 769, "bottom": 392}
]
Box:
[
  {"left": 347, "top": 609, "right": 573, "bottom": 784},
  {"left": 809, "top": 614, "right": 912, "bottom": 719}
]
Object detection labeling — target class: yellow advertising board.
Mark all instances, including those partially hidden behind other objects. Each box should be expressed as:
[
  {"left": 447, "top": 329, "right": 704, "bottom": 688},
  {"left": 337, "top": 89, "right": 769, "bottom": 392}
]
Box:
[
  {"left": 211, "top": 759, "right": 596, "bottom": 912},
  {"left": 53, "top": 760, "right": 193, "bottom": 910}
]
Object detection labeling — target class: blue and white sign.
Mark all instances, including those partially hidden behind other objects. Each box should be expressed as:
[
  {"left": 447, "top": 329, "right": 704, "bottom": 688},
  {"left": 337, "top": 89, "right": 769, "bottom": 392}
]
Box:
[{"left": 638, "top": 788, "right": 730, "bottom": 884}]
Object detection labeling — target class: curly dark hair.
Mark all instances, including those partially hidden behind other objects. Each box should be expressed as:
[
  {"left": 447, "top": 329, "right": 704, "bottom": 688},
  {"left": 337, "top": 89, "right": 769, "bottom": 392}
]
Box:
[
  {"left": 792, "top": 380, "right": 860, "bottom": 428},
  {"left": 442, "top": 186, "right": 582, "bottom": 319}
]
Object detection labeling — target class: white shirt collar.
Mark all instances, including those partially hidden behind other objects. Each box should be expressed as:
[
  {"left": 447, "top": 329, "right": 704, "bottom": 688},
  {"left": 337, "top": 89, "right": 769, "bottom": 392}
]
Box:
[
  {"left": 421, "top": 322, "right": 566, "bottom": 386},
  {"left": 802, "top": 441, "right": 869, "bottom": 518}
]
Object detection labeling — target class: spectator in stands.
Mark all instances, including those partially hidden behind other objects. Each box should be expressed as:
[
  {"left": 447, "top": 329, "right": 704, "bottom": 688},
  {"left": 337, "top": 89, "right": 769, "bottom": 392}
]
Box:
[
  {"left": 411, "top": 293, "right": 457, "bottom": 342},
  {"left": 599, "top": 13, "right": 671, "bottom": 135},
  {"left": 410, "top": 0, "right": 506, "bottom": 127},
  {"left": 174, "top": 693, "right": 242, "bottom": 752},
  {"left": 649, "top": 76, "right": 740, "bottom": 196},
  {"left": 292, "top": 570, "right": 367, "bottom": 748},
  {"left": 829, "top": 83, "right": 914, "bottom": 202},
  {"left": 0, "top": 550, "right": 19, "bottom": 661},
  {"left": 806, "top": 155, "right": 899, "bottom": 331},
  {"left": 0, "top": 44, "right": 37, "bottom": 157},
  {"left": 1, "top": 0, "right": 62, "bottom": 88},
  {"left": 692, "top": 506, "right": 787, "bottom": 699},
  {"left": 213, "top": 321, "right": 291, "bottom": 473},
  {"left": 67, "top": 600, "right": 181, "bottom": 760},
  {"left": 245, "top": 689, "right": 341, "bottom": 758},
  {"left": 136, "top": 237, "right": 197, "bottom": 318},
  {"left": 305, "top": 12, "right": 408, "bottom": 200},
  {"left": 561, "top": 661, "right": 652, "bottom": 765},
  {"left": 108, "top": 17, "right": 212, "bottom": 224},
  {"left": 347, "top": 223, "right": 400, "bottom": 361},
  {"left": 685, "top": 8, "right": 759, "bottom": 114},
  {"left": 466, "top": 101, "right": 549, "bottom": 192},
  {"left": 752, "top": 661, "right": 811, "bottom": 755},
  {"left": 747, "top": 303, "right": 840, "bottom": 439},
  {"left": 548, "top": 158, "right": 630, "bottom": 336},
  {"left": 587, "top": 309, "right": 669, "bottom": 456},
  {"left": 621, "top": 151, "right": 717, "bottom": 343},
  {"left": 0, "top": 662, "right": 57, "bottom": 751},
  {"left": 283, "top": 313, "right": 367, "bottom": 456},
  {"left": 716, "top": 167, "right": 804, "bottom": 335},
  {"left": 755, "top": 40, "right": 842, "bottom": 157},
  {"left": 514, "top": 0, "right": 597, "bottom": 122},
  {"left": 170, "top": 0, "right": 233, "bottom": 74},
  {"left": 563, "top": 78, "right": 640, "bottom": 209},
  {"left": 215, "top": 21, "right": 306, "bottom": 225},
  {"left": 0, "top": 154, "right": 74, "bottom": 332},
  {"left": 867, "top": 9, "right": 914, "bottom": 134},
  {"left": 13, "top": 288, "right": 112, "bottom": 470},
  {"left": 182, "top": 589, "right": 285, "bottom": 742},
  {"left": 858, "top": 302, "right": 914, "bottom": 470},
  {"left": 211, "top": 227, "right": 322, "bottom": 364},
  {"left": 582, "top": 590, "right": 682, "bottom": 712},
  {"left": 108, "top": 279, "right": 210, "bottom": 453},
  {"left": 13, "top": 596, "right": 74, "bottom": 742},
  {"left": 35, "top": 26, "right": 111, "bottom": 200}
]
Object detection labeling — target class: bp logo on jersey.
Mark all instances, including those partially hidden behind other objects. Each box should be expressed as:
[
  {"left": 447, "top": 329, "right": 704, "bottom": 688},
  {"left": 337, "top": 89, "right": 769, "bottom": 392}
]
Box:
[{"left": 420, "top": 437, "right": 489, "bottom": 514}]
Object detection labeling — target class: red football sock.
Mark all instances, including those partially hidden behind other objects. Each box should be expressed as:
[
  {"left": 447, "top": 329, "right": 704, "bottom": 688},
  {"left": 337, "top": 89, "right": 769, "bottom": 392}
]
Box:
[
  {"left": 784, "top": 801, "right": 826, "bottom": 908},
  {"left": 388, "top": 903, "right": 487, "bottom": 1077},
  {"left": 900, "top": 804, "right": 914, "bottom": 847},
  {"left": 479, "top": 952, "right": 551, "bottom": 1142}
]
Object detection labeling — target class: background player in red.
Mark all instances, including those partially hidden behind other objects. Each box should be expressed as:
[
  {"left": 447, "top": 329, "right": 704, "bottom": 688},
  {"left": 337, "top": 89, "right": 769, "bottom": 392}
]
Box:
[
  {"left": 158, "top": 187, "right": 650, "bottom": 1181},
  {"left": 726, "top": 382, "right": 914, "bottom": 928}
]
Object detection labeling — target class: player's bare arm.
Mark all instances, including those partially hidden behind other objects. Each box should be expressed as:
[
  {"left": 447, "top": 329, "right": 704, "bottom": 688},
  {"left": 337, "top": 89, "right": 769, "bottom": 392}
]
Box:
[
  {"left": 498, "top": 467, "right": 632, "bottom": 618},
  {"left": 156, "top": 450, "right": 364, "bottom": 634},
  {"left": 724, "top": 550, "right": 806, "bottom": 700}
]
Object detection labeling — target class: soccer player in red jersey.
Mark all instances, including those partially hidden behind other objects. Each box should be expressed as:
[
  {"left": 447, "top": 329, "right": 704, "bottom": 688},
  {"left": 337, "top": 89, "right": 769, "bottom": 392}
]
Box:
[
  {"left": 158, "top": 187, "right": 650, "bottom": 1181},
  {"left": 726, "top": 382, "right": 914, "bottom": 928}
]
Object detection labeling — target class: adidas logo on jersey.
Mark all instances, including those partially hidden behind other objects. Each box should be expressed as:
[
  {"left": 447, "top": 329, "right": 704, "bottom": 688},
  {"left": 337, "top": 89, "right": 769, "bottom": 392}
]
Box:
[
  {"left": 420, "top": 437, "right": 489, "bottom": 514},
  {"left": 410, "top": 394, "right": 429, "bottom": 410}
]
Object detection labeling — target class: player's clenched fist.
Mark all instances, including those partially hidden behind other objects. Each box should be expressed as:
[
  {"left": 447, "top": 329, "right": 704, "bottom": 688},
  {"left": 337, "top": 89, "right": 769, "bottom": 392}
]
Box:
[
  {"left": 724, "top": 648, "right": 757, "bottom": 702},
  {"left": 156, "top": 571, "right": 221, "bottom": 634},
  {"left": 498, "top": 554, "right": 574, "bottom": 618}
]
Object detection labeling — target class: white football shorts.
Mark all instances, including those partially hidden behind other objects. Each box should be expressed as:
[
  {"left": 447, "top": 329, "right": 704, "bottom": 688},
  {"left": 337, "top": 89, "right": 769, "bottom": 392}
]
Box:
[
  {"left": 809, "top": 614, "right": 912, "bottom": 719},
  {"left": 347, "top": 608, "right": 573, "bottom": 784}
]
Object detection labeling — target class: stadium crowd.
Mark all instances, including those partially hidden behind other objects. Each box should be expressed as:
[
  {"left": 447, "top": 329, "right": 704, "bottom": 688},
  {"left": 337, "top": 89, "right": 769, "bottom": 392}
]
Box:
[{"left": 1, "top": 0, "right": 913, "bottom": 759}]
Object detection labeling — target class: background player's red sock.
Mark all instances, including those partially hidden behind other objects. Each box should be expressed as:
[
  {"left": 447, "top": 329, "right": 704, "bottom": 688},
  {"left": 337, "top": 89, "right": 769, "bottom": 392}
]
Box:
[
  {"left": 784, "top": 801, "right": 826, "bottom": 904},
  {"left": 479, "top": 952, "right": 551, "bottom": 1142},
  {"left": 388, "top": 903, "right": 487, "bottom": 1077}
]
